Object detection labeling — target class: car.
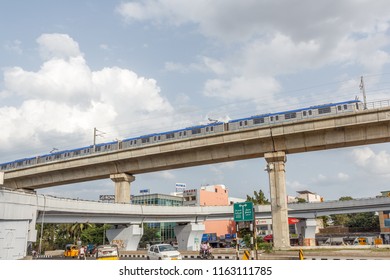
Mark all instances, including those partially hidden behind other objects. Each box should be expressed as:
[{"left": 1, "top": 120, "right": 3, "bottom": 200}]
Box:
[
  {"left": 95, "top": 244, "right": 120, "bottom": 260},
  {"left": 147, "top": 244, "right": 182, "bottom": 260}
]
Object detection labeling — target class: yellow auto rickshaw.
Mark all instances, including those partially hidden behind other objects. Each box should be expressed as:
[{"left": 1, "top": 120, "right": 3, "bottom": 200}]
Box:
[
  {"left": 64, "top": 244, "right": 79, "bottom": 258},
  {"left": 95, "top": 244, "right": 120, "bottom": 260}
]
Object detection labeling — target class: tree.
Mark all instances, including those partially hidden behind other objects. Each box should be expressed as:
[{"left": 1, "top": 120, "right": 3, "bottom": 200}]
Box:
[
  {"left": 246, "top": 189, "right": 270, "bottom": 205},
  {"left": 328, "top": 196, "right": 379, "bottom": 230},
  {"left": 329, "top": 196, "right": 353, "bottom": 226},
  {"left": 139, "top": 224, "right": 161, "bottom": 248}
]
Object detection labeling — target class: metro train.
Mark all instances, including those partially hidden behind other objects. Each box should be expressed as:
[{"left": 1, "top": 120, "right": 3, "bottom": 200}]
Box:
[{"left": 0, "top": 99, "right": 363, "bottom": 171}]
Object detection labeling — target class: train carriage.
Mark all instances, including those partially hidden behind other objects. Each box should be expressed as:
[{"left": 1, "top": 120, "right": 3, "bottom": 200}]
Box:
[{"left": 0, "top": 99, "right": 365, "bottom": 171}]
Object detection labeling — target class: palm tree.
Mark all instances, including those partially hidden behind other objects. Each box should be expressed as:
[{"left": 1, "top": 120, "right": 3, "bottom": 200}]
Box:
[{"left": 246, "top": 189, "right": 270, "bottom": 205}]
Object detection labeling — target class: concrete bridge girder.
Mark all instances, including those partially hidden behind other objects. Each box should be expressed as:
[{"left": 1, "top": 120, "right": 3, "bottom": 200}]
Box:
[{"left": 2, "top": 107, "right": 390, "bottom": 190}]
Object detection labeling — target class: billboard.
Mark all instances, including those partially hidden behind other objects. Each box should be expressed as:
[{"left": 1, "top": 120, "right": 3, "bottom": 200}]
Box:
[{"left": 175, "top": 183, "right": 186, "bottom": 192}]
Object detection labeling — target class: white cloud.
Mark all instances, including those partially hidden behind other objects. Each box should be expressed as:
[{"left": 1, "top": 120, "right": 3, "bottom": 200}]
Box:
[
  {"left": 204, "top": 76, "right": 281, "bottom": 102},
  {"left": 337, "top": 172, "right": 350, "bottom": 181},
  {"left": 3, "top": 40, "right": 23, "bottom": 55},
  {"left": 117, "top": 1, "right": 390, "bottom": 104},
  {"left": 286, "top": 180, "right": 307, "bottom": 191},
  {"left": 351, "top": 147, "right": 390, "bottom": 176},
  {"left": 37, "top": 33, "right": 82, "bottom": 60},
  {"left": 0, "top": 33, "right": 174, "bottom": 156},
  {"left": 152, "top": 171, "right": 175, "bottom": 180}
]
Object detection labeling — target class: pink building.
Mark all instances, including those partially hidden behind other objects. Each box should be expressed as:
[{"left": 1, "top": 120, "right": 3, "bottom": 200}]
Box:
[{"left": 199, "top": 185, "right": 236, "bottom": 237}]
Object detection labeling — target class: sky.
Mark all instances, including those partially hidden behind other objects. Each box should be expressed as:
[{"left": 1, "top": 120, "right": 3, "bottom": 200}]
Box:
[{"left": 1, "top": 0, "right": 390, "bottom": 202}]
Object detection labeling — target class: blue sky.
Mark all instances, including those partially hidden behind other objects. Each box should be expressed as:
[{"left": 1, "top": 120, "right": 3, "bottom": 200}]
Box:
[{"left": 1, "top": 0, "right": 390, "bottom": 201}]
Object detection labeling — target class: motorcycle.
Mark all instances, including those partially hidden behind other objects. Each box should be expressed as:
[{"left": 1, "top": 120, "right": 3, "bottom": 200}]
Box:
[{"left": 199, "top": 249, "right": 214, "bottom": 260}]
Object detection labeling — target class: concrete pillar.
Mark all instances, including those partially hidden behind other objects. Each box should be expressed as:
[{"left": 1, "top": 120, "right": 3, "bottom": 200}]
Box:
[
  {"left": 174, "top": 223, "right": 205, "bottom": 251},
  {"left": 106, "top": 224, "right": 143, "bottom": 251},
  {"left": 297, "top": 218, "right": 317, "bottom": 246},
  {"left": 265, "top": 151, "right": 290, "bottom": 250},
  {"left": 110, "top": 173, "right": 135, "bottom": 203}
]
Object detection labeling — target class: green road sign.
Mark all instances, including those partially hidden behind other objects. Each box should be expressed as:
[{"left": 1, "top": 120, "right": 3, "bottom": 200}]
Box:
[{"left": 233, "top": 202, "right": 254, "bottom": 222}]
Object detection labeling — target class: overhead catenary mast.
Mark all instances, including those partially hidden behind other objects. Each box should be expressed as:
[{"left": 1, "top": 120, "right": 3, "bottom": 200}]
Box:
[{"left": 359, "top": 76, "right": 367, "bottom": 110}]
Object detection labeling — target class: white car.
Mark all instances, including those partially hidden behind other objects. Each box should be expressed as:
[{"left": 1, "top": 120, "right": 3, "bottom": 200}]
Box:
[{"left": 147, "top": 244, "right": 182, "bottom": 260}]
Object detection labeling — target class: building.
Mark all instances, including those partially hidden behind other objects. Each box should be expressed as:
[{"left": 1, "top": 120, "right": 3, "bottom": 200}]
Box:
[
  {"left": 131, "top": 193, "right": 184, "bottom": 242},
  {"left": 379, "top": 191, "right": 390, "bottom": 244},
  {"left": 175, "top": 184, "right": 237, "bottom": 241},
  {"left": 296, "top": 190, "right": 323, "bottom": 202}
]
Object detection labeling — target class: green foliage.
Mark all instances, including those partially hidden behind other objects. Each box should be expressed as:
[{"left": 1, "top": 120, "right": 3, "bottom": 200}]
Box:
[
  {"left": 240, "top": 233, "right": 273, "bottom": 253},
  {"left": 139, "top": 224, "right": 161, "bottom": 248},
  {"left": 328, "top": 196, "right": 379, "bottom": 230},
  {"left": 34, "top": 223, "right": 109, "bottom": 251},
  {"left": 296, "top": 198, "right": 306, "bottom": 203},
  {"left": 346, "top": 212, "right": 379, "bottom": 229},
  {"left": 246, "top": 189, "right": 270, "bottom": 205}
]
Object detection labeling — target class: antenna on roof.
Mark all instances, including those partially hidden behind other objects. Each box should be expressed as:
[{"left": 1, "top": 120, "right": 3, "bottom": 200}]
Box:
[{"left": 50, "top": 148, "right": 58, "bottom": 154}]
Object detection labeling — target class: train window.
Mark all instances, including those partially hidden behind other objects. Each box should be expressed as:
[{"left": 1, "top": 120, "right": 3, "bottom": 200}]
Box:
[
  {"left": 239, "top": 121, "right": 243, "bottom": 126},
  {"left": 270, "top": 116, "right": 273, "bottom": 121},
  {"left": 179, "top": 132, "right": 182, "bottom": 136},
  {"left": 211, "top": 126, "right": 214, "bottom": 131},
  {"left": 309, "top": 110, "right": 312, "bottom": 115},
  {"left": 158, "top": 136, "right": 161, "bottom": 140},
  {"left": 253, "top": 117, "right": 264, "bottom": 124},
  {"left": 183, "top": 131, "right": 187, "bottom": 136},
  {"left": 284, "top": 112, "right": 296, "bottom": 119},
  {"left": 275, "top": 116, "right": 279, "bottom": 121},
  {"left": 303, "top": 111, "right": 307, "bottom": 117},
  {"left": 192, "top": 128, "right": 201, "bottom": 134},
  {"left": 154, "top": 136, "right": 157, "bottom": 141},
  {"left": 318, "top": 107, "right": 331, "bottom": 114},
  {"left": 206, "top": 127, "right": 209, "bottom": 132},
  {"left": 96, "top": 146, "right": 101, "bottom": 152},
  {"left": 166, "top": 133, "right": 175, "bottom": 139},
  {"left": 356, "top": 103, "right": 359, "bottom": 110},
  {"left": 244, "top": 120, "right": 248, "bottom": 126},
  {"left": 55, "top": 154, "right": 61, "bottom": 159},
  {"left": 337, "top": 105, "right": 342, "bottom": 111},
  {"left": 344, "top": 104, "right": 348, "bottom": 110},
  {"left": 141, "top": 138, "right": 149, "bottom": 144},
  {"left": 74, "top": 151, "right": 80, "bottom": 156}
]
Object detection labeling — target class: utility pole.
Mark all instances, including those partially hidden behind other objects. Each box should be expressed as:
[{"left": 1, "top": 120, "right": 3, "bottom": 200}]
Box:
[
  {"left": 93, "top": 127, "right": 106, "bottom": 152},
  {"left": 360, "top": 76, "right": 367, "bottom": 109},
  {"left": 93, "top": 127, "right": 97, "bottom": 152}
]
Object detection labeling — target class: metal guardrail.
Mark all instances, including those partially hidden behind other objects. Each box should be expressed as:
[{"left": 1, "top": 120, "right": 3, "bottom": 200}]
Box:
[{"left": 365, "top": 99, "right": 390, "bottom": 109}]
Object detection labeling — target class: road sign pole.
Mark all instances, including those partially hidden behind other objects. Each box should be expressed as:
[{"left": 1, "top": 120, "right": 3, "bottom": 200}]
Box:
[{"left": 253, "top": 206, "right": 258, "bottom": 260}]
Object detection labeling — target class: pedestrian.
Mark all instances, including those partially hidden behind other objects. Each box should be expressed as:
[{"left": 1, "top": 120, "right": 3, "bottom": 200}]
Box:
[{"left": 78, "top": 246, "right": 86, "bottom": 260}]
